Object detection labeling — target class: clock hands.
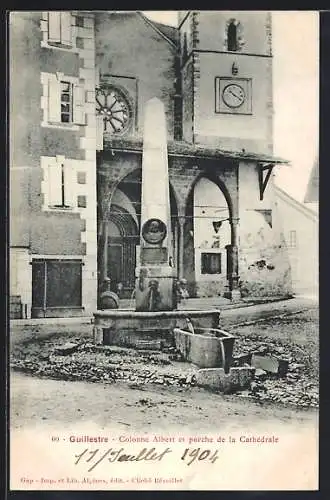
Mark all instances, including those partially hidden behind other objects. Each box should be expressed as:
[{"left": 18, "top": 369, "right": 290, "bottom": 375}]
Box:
[{"left": 228, "top": 89, "right": 243, "bottom": 100}]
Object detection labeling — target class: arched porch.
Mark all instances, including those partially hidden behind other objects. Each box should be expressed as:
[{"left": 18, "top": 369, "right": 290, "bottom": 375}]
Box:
[
  {"left": 182, "top": 170, "right": 239, "bottom": 299},
  {"left": 97, "top": 167, "right": 179, "bottom": 300}
]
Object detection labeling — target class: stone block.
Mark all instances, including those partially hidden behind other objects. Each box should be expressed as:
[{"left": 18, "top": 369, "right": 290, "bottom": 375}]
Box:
[
  {"left": 195, "top": 366, "right": 255, "bottom": 393},
  {"left": 54, "top": 343, "right": 79, "bottom": 355},
  {"left": 94, "top": 310, "right": 219, "bottom": 348},
  {"left": 255, "top": 368, "right": 268, "bottom": 380},
  {"left": 173, "top": 328, "right": 235, "bottom": 370},
  {"left": 133, "top": 339, "right": 163, "bottom": 351},
  {"left": 233, "top": 353, "right": 252, "bottom": 366},
  {"left": 251, "top": 354, "right": 289, "bottom": 377},
  {"left": 234, "top": 366, "right": 256, "bottom": 389}
]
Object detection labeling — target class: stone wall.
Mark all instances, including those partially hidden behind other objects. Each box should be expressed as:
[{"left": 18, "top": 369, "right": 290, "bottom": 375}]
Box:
[
  {"left": 95, "top": 12, "right": 177, "bottom": 140},
  {"left": 238, "top": 210, "right": 292, "bottom": 297}
]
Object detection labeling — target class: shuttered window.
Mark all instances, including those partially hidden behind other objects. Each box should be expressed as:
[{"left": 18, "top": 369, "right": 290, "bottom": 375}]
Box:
[
  {"left": 60, "top": 81, "right": 72, "bottom": 123},
  {"left": 47, "top": 77, "right": 85, "bottom": 125},
  {"left": 48, "top": 78, "right": 61, "bottom": 123},
  {"left": 72, "top": 83, "right": 85, "bottom": 125},
  {"left": 48, "top": 160, "right": 75, "bottom": 208},
  {"left": 288, "top": 230, "right": 297, "bottom": 248},
  {"left": 48, "top": 12, "right": 72, "bottom": 47}
]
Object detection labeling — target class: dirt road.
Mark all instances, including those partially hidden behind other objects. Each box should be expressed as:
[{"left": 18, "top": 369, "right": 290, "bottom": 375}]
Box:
[{"left": 11, "top": 371, "right": 317, "bottom": 434}]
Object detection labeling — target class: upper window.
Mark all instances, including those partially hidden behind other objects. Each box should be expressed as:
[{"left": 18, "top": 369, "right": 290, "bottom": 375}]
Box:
[
  {"left": 227, "top": 21, "right": 238, "bottom": 51},
  {"left": 225, "top": 19, "right": 245, "bottom": 52},
  {"left": 182, "top": 32, "right": 188, "bottom": 60},
  {"left": 42, "top": 73, "right": 85, "bottom": 127},
  {"left": 60, "top": 81, "right": 73, "bottom": 123},
  {"left": 75, "top": 16, "right": 84, "bottom": 27},
  {"left": 288, "top": 230, "right": 297, "bottom": 248},
  {"left": 47, "top": 158, "right": 76, "bottom": 209},
  {"left": 48, "top": 11, "right": 73, "bottom": 48}
]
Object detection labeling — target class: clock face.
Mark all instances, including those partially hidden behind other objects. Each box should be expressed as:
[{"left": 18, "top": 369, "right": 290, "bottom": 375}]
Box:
[
  {"left": 96, "top": 85, "right": 132, "bottom": 135},
  {"left": 222, "top": 83, "right": 246, "bottom": 108}
]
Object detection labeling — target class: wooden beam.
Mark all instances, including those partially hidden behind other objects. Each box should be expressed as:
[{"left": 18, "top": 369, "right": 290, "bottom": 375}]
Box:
[{"left": 258, "top": 164, "right": 274, "bottom": 200}]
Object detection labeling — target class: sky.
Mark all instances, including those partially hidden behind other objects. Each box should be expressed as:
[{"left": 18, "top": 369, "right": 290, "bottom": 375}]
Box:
[{"left": 144, "top": 11, "right": 319, "bottom": 203}]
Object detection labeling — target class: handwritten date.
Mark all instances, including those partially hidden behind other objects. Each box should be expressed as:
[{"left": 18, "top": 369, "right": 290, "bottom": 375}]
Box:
[{"left": 74, "top": 447, "right": 219, "bottom": 472}]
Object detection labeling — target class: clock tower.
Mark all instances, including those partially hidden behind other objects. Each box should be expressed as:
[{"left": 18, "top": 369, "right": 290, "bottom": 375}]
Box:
[{"left": 179, "top": 11, "right": 273, "bottom": 155}]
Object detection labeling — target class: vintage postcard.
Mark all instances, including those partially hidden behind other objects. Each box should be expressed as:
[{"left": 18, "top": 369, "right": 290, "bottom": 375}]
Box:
[{"left": 9, "top": 10, "right": 319, "bottom": 491}]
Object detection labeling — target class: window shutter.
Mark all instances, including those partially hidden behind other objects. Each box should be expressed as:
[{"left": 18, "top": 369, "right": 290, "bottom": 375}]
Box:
[
  {"left": 96, "top": 115, "right": 104, "bottom": 150},
  {"left": 60, "top": 12, "right": 72, "bottom": 47},
  {"left": 48, "top": 12, "right": 61, "bottom": 44},
  {"left": 48, "top": 78, "right": 61, "bottom": 123},
  {"left": 48, "top": 164, "right": 62, "bottom": 206},
  {"left": 73, "top": 84, "right": 85, "bottom": 125},
  {"left": 64, "top": 162, "right": 76, "bottom": 207}
]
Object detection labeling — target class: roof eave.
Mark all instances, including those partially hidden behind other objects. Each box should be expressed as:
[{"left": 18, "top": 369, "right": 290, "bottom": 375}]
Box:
[{"left": 103, "top": 137, "right": 289, "bottom": 164}]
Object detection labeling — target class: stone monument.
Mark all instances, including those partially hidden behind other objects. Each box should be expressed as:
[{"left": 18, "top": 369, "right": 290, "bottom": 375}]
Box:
[
  {"left": 135, "top": 98, "right": 176, "bottom": 311},
  {"left": 93, "top": 98, "right": 221, "bottom": 347}
]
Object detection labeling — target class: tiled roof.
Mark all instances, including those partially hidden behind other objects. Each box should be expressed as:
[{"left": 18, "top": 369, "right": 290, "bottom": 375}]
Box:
[
  {"left": 147, "top": 19, "right": 179, "bottom": 46},
  {"left": 138, "top": 12, "right": 179, "bottom": 48},
  {"left": 103, "top": 136, "right": 289, "bottom": 164}
]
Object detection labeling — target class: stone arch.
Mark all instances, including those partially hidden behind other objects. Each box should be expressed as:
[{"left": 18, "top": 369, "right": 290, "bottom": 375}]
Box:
[
  {"left": 98, "top": 166, "right": 180, "bottom": 293},
  {"left": 105, "top": 204, "right": 139, "bottom": 296},
  {"left": 185, "top": 170, "right": 234, "bottom": 220},
  {"left": 181, "top": 170, "right": 235, "bottom": 297},
  {"left": 107, "top": 204, "right": 138, "bottom": 237},
  {"left": 106, "top": 167, "right": 179, "bottom": 225}
]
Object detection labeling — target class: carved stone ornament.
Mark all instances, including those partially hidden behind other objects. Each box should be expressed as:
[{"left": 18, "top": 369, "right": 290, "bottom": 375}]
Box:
[{"left": 142, "top": 218, "right": 167, "bottom": 245}]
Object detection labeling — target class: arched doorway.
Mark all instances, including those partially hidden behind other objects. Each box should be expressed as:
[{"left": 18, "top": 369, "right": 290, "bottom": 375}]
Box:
[
  {"left": 193, "top": 177, "right": 231, "bottom": 297},
  {"left": 184, "top": 172, "right": 234, "bottom": 298},
  {"left": 106, "top": 204, "right": 139, "bottom": 297},
  {"left": 98, "top": 167, "right": 179, "bottom": 299}
]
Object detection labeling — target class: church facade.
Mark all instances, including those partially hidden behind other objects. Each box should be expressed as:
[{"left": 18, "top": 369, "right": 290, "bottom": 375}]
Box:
[{"left": 10, "top": 11, "right": 293, "bottom": 319}]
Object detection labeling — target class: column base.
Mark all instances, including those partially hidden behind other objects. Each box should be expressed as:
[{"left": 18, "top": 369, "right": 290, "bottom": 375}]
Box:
[
  {"left": 230, "top": 289, "right": 241, "bottom": 302},
  {"left": 93, "top": 326, "right": 103, "bottom": 345}
]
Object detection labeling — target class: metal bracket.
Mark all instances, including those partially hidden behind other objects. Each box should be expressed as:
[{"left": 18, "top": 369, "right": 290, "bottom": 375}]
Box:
[{"left": 258, "top": 163, "right": 274, "bottom": 201}]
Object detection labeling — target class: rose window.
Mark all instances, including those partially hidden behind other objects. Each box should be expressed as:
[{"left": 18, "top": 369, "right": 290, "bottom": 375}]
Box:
[{"left": 96, "top": 85, "right": 132, "bottom": 135}]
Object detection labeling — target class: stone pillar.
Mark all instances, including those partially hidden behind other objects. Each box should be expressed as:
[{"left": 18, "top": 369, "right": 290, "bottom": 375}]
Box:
[
  {"left": 229, "top": 217, "right": 241, "bottom": 302},
  {"left": 174, "top": 218, "right": 179, "bottom": 270},
  {"left": 178, "top": 215, "right": 185, "bottom": 279},
  {"left": 103, "top": 221, "right": 108, "bottom": 281}
]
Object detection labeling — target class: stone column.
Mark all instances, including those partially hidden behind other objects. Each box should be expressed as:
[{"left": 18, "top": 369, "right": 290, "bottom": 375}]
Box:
[
  {"left": 103, "top": 220, "right": 108, "bottom": 281},
  {"left": 229, "top": 217, "right": 241, "bottom": 301},
  {"left": 178, "top": 215, "right": 185, "bottom": 279}
]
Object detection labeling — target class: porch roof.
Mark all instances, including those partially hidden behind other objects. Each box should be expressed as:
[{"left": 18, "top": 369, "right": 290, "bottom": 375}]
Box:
[{"left": 102, "top": 136, "right": 290, "bottom": 165}]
